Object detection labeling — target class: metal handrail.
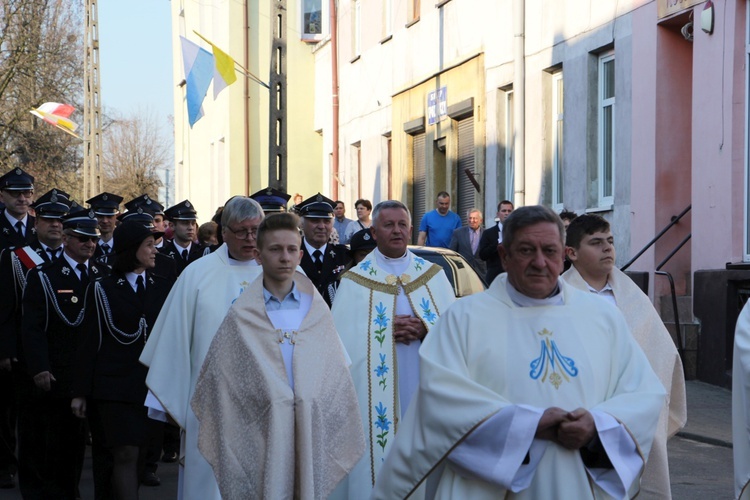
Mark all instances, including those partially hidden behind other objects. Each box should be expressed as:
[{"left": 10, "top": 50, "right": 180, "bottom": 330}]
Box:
[
  {"left": 621, "top": 204, "right": 691, "bottom": 272},
  {"left": 620, "top": 205, "right": 692, "bottom": 362}
]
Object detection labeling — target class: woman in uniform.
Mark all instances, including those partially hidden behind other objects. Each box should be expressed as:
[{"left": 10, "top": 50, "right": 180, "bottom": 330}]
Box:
[{"left": 71, "top": 221, "right": 173, "bottom": 499}]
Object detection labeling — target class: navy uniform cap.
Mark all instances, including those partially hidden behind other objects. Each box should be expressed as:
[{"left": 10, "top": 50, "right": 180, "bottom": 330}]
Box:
[
  {"left": 0, "top": 168, "right": 34, "bottom": 191},
  {"left": 62, "top": 206, "right": 100, "bottom": 237},
  {"left": 124, "top": 194, "right": 164, "bottom": 216},
  {"left": 113, "top": 221, "right": 164, "bottom": 254},
  {"left": 349, "top": 227, "right": 377, "bottom": 256},
  {"left": 86, "top": 192, "right": 123, "bottom": 216},
  {"left": 250, "top": 187, "right": 291, "bottom": 213},
  {"left": 117, "top": 206, "right": 155, "bottom": 229},
  {"left": 31, "top": 189, "right": 71, "bottom": 219},
  {"left": 297, "top": 193, "right": 335, "bottom": 219},
  {"left": 164, "top": 199, "right": 198, "bottom": 221}
]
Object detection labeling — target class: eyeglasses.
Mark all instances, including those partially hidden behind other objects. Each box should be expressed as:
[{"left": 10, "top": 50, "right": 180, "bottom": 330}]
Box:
[
  {"left": 3, "top": 190, "right": 33, "bottom": 198},
  {"left": 71, "top": 235, "right": 99, "bottom": 243},
  {"left": 226, "top": 225, "right": 259, "bottom": 239}
]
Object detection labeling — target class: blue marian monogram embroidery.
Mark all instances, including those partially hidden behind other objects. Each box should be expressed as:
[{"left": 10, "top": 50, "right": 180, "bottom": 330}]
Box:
[
  {"left": 529, "top": 328, "right": 578, "bottom": 389},
  {"left": 374, "top": 402, "right": 391, "bottom": 451},
  {"left": 419, "top": 297, "right": 437, "bottom": 324}
]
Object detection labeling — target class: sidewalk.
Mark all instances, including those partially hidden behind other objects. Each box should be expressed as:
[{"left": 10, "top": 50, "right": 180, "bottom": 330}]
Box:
[{"left": 679, "top": 380, "right": 732, "bottom": 447}]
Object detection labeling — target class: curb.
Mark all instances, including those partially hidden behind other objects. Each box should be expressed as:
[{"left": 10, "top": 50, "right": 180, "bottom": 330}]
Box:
[{"left": 676, "top": 431, "right": 732, "bottom": 449}]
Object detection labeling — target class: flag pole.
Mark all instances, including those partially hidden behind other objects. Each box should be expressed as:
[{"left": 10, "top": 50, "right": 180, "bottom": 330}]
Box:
[{"left": 192, "top": 30, "right": 270, "bottom": 90}]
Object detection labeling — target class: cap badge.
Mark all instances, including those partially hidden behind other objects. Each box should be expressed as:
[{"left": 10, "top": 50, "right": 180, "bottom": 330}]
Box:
[
  {"left": 315, "top": 194, "right": 323, "bottom": 202},
  {"left": 102, "top": 194, "right": 108, "bottom": 200},
  {"left": 185, "top": 201, "right": 191, "bottom": 208},
  {"left": 265, "top": 188, "right": 273, "bottom": 195},
  {"left": 137, "top": 207, "right": 144, "bottom": 214},
  {"left": 88, "top": 210, "right": 96, "bottom": 218},
  {"left": 15, "top": 169, "right": 21, "bottom": 175},
  {"left": 50, "top": 194, "right": 58, "bottom": 203}
]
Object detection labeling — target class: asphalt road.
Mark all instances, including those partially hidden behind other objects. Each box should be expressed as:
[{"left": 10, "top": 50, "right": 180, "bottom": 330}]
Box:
[{"left": 0, "top": 435, "right": 734, "bottom": 499}]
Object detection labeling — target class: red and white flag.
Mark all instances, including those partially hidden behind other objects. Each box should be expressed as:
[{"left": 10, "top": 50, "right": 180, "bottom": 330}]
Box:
[
  {"left": 14, "top": 246, "right": 44, "bottom": 270},
  {"left": 30, "top": 102, "right": 81, "bottom": 139}
]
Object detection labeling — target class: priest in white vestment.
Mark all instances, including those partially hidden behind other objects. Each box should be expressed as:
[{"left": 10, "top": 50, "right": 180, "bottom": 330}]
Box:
[
  {"left": 734, "top": 301, "right": 750, "bottom": 499},
  {"left": 330, "top": 201, "right": 456, "bottom": 499},
  {"left": 562, "top": 214, "right": 686, "bottom": 499},
  {"left": 372, "top": 206, "right": 666, "bottom": 500},
  {"left": 191, "top": 213, "right": 365, "bottom": 498},
  {"left": 139, "top": 197, "right": 265, "bottom": 500}
]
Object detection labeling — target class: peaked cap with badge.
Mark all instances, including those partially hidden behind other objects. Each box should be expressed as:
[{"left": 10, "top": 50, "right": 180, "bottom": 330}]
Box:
[
  {"left": 124, "top": 194, "right": 165, "bottom": 216},
  {"left": 31, "top": 189, "right": 71, "bottom": 219},
  {"left": 164, "top": 200, "right": 197, "bottom": 221},
  {"left": 297, "top": 193, "right": 335, "bottom": 219},
  {"left": 250, "top": 187, "right": 291, "bottom": 214},
  {"left": 62, "top": 206, "right": 100, "bottom": 237},
  {"left": 86, "top": 192, "right": 123, "bottom": 216},
  {"left": 0, "top": 168, "right": 34, "bottom": 191}
]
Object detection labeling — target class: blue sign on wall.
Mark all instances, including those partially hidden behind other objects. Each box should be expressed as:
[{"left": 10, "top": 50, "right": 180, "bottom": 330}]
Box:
[{"left": 427, "top": 86, "right": 448, "bottom": 125}]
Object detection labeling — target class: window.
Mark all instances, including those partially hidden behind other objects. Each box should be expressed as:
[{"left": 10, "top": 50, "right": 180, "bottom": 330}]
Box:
[
  {"left": 383, "top": 0, "right": 392, "bottom": 38},
  {"left": 301, "top": 0, "right": 328, "bottom": 41},
  {"left": 597, "top": 52, "right": 615, "bottom": 207},
  {"left": 505, "top": 89, "right": 515, "bottom": 201},
  {"left": 353, "top": 0, "right": 361, "bottom": 57},
  {"left": 551, "top": 71, "right": 564, "bottom": 210},
  {"left": 408, "top": 0, "right": 421, "bottom": 24}
]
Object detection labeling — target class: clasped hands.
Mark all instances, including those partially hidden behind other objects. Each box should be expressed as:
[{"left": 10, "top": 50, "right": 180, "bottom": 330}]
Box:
[
  {"left": 535, "top": 407, "right": 596, "bottom": 450},
  {"left": 393, "top": 315, "right": 427, "bottom": 345}
]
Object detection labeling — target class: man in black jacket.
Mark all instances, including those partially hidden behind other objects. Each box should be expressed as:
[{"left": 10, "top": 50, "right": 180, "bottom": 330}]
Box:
[
  {"left": 478, "top": 200, "right": 513, "bottom": 285},
  {"left": 21, "top": 207, "right": 107, "bottom": 498}
]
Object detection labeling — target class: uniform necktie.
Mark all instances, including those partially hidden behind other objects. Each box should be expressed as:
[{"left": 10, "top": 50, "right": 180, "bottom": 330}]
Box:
[
  {"left": 136, "top": 275, "right": 146, "bottom": 300},
  {"left": 76, "top": 263, "right": 89, "bottom": 282},
  {"left": 46, "top": 248, "right": 59, "bottom": 260},
  {"left": 14, "top": 221, "right": 23, "bottom": 237},
  {"left": 313, "top": 249, "right": 323, "bottom": 273},
  {"left": 101, "top": 243, "right": 110, "bottom": 254},
  {"left": 181, "top": 249, "right": 188, "bottom": 262}
]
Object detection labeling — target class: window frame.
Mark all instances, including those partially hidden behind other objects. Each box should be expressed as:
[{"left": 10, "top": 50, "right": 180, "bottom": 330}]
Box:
[
  {"left": 597, "top": 51, "right": 616, "bottom": 208},
  {"left": 551, "top": 71, "right": 564, "bottom": 211},
  {"left": 300, "top": 0, "right": 329, "bottom": 42}
]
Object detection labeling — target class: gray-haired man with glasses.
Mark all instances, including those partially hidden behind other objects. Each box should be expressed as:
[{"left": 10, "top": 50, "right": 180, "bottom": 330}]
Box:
[{"left": 140, "top": 196, "right": 266, "bottom": 500}]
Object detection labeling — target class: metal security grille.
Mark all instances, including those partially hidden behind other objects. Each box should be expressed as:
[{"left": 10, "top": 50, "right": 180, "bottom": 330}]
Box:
[
  {"left": 456, "top": 117, "right": 475, "bottom": 225},
  {"left": 412, "top": 133, "right": 426, "bottom": 243}
]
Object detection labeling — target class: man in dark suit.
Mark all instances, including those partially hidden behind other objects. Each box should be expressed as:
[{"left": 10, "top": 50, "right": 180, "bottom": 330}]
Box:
[
  {"left": 0, "top": 167, "right": 37, "bottom": 488},
  {"left": 21, "top": 206, "right": 108, "bottom": 498},
  {"left": 159, "top": 200, "right": 204, "bottom": 276},
  {"left": 449, "top": 208, "right": 486, "bottom": 277},
  {"left": 0, "top": 187, "right": 69, "bottom": 489},
  {"left": 87, "top": 192, "right": 123, "bottom": 259},
  {"left": 297, "top": 193, "right": 349, "bottom": 307},
  {"left": 478, "top": 200, "right": 514, "bottom": 284},
  {"left": 0, "top": 168, "right": 36, "bottom": 252}
]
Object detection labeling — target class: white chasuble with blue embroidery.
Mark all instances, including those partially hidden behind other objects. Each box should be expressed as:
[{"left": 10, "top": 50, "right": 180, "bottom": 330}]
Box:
[{"left": 331, "top": 250, "right": 455, "bottom": 498}]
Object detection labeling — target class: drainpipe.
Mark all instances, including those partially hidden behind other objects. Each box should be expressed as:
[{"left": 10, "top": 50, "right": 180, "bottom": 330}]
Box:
[
  {"left": 513, "top": 0, "right": 525, "bottom": 207},
  {"left": 243, "top": 0, "right": 250, "bottom": 195},
  {"left": 330, "top": 0, "right": 340, "bottom": 199}
]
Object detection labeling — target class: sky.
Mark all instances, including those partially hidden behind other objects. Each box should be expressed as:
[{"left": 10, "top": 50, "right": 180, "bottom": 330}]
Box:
[{"left": 98, "top": 0, "right": 174, "bottom": 200}]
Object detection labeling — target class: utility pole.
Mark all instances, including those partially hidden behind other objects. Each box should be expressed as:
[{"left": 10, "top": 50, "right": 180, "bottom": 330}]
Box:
[
  {"left": 268, "top": 0, "right": 287, "bottom": 192},
  {"left": 83, "top": 0, "right": 103, "bottom": 199}
]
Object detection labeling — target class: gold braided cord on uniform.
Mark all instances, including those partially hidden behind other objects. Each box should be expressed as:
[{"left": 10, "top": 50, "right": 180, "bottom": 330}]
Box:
[
  {"left": 366, "top": 288, "right": 375, "bottom": 486},
  {"left": 400, "top": 264, "right": 441, "bottom": 294},
  {"left": 341, "top": 263, "right": 442, "bottom": 295}
]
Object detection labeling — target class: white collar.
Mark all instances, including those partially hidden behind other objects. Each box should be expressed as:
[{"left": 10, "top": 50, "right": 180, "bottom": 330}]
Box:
[
  {"left": 373, "top": 247, "right": 410, "bottom": 275},
  {"left": 173, "top": 240, "right": 191, "bottom": 253},
  {"left": 506, "top": 279, "right": 564, "bottom": 307},
  {"left": 303, "top": 238, "right": 326, "bottom": 257},
  {"left": 4, "top": 210, "right": 27, "bottom": 227},
  {"left": 99, "top": 237, "right": 114, "bottom": 248},
  {"left": 62, "top": 252, "right": 89, "bottom": 271},
  {"left": 126, "top": 271, "right": 147, "bottom": 291}
]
